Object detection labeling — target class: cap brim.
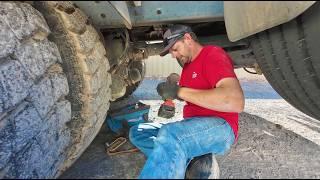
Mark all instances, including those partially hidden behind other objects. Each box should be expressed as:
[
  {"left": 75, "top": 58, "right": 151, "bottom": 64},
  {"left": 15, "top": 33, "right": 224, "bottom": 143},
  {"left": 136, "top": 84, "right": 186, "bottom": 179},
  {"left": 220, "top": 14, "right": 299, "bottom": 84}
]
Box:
[{"left": 159, "top": 39, "right": 177, "bottom": 57}]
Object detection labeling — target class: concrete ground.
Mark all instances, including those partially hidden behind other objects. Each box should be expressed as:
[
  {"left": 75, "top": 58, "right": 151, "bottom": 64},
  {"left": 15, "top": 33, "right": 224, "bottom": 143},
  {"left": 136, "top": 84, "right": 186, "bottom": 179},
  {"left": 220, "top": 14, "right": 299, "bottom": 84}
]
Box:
[{"left": 60, "top": 70, "right": 320, "bottom": 179}]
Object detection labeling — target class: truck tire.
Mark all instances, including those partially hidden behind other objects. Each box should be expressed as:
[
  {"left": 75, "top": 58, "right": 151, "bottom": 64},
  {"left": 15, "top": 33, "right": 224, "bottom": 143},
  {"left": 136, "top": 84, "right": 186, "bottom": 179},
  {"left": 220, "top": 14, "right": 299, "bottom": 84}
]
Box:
[
  {"left": 33, "top": 1, "right": 112, "bottom": 177},
  {"left": 0, "top": 1, "right": 111, "bottom": 178},
  {"left": 250, "top": 2, "right": 320, "bottom": 120}
]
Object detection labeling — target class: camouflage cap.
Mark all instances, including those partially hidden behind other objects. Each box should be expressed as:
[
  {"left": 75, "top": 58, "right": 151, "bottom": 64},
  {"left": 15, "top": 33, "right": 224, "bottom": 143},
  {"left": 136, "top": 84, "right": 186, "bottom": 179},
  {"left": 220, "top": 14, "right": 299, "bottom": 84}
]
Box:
[{"left": 159, "top": 24, "right": 192, "bottom": 57}]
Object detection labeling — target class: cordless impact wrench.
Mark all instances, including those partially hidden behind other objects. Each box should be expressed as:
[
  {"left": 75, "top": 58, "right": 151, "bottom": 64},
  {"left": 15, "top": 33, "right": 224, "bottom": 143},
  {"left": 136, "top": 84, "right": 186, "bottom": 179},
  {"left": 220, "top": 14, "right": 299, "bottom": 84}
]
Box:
[{"left": 157, "top": 73, "right": 180, "bottom": 119}]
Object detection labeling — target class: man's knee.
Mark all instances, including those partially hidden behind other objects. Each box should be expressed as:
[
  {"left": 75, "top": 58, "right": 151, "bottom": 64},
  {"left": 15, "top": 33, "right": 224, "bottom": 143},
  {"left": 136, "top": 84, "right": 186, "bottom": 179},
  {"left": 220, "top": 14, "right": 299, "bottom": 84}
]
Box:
[{"left": 156, "top": 124, "right": 180, "bottom": 143}]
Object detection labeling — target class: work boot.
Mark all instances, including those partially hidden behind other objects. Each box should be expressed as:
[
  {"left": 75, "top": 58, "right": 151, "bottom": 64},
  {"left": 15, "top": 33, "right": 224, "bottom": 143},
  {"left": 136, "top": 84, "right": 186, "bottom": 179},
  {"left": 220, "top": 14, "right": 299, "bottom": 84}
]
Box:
[{"left": 185, "top": 153, "right": 220, "bottom": 179}]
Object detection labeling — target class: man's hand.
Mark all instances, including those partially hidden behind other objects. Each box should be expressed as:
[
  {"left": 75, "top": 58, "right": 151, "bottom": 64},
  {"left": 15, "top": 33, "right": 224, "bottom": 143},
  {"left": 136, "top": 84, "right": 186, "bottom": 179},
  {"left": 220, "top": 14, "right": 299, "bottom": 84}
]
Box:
[
  {"left": 157, "top": 73, "right": 180, "bottom": 100},
  {"left": 157, "top": 82, "right": 179, "bottom": 100},
  {"left": 166, "top": 73, "right": 180, "bottom": 84}
]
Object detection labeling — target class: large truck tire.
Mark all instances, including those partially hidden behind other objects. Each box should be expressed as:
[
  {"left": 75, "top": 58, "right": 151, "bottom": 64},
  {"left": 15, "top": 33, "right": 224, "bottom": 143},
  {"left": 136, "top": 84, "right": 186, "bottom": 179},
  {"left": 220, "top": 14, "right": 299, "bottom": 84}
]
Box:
[
  {"left": 33, "top": 1, "right": 112, "bottom": 177},
  {"left": 0, "top": 1, "right": 111, "bottom": 178},
  {"left": 250, "top": 2, "right": 320, "bottom": 120}
]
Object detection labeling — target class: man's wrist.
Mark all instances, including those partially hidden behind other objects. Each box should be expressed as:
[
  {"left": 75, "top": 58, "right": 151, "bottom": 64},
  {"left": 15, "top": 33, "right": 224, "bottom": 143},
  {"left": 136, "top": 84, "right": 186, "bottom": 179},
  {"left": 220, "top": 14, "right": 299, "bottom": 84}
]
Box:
[{"left": 177, "top": 87, "right": 184, "bottom": 100}]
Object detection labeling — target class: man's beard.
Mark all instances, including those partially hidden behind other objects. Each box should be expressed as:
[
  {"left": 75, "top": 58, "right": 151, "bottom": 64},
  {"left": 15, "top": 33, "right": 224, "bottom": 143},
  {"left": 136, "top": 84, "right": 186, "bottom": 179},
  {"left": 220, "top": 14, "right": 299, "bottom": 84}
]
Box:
[{"left": 177, "top": 56, "right": 191, "bottom": 64}]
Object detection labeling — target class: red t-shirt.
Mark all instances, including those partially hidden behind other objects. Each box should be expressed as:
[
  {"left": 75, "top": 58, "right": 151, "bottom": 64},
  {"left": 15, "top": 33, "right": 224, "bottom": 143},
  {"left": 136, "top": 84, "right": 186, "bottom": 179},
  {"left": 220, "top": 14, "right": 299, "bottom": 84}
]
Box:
[{"left": 179, "top": 45, "right": 239, "bottom": 139}]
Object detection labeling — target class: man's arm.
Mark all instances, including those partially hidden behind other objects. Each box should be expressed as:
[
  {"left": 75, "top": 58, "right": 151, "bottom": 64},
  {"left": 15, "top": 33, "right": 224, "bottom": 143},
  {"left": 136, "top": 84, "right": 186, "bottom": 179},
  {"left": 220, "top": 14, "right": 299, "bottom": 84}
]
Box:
[{"left": 178, "top": 77, "right": 245, "bottom": 113}]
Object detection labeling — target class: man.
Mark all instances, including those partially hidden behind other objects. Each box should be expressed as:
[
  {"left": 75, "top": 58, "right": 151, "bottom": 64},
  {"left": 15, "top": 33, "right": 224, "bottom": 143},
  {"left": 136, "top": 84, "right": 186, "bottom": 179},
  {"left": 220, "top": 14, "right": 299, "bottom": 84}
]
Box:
[{"left": 129, "top": 24, "right": 245, "bottom": 179}]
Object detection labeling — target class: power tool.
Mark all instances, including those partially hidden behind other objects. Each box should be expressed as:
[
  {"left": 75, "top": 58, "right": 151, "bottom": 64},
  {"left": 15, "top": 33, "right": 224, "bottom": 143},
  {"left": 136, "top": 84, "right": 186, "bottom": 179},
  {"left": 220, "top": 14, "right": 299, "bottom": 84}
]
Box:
[
  {"left": 157, "top": 73, "right": 180, "bottom": 119},
  {"left": 158, "top": 99, "right": 175, "bottom": 119}
]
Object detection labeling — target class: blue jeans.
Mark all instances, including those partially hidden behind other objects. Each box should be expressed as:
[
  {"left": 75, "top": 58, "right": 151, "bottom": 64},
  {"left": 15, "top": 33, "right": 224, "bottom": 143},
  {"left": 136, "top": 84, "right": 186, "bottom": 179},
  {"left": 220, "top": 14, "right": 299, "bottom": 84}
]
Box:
[{"left": 129, "top": 116, "right": 235, "bottom": 179}]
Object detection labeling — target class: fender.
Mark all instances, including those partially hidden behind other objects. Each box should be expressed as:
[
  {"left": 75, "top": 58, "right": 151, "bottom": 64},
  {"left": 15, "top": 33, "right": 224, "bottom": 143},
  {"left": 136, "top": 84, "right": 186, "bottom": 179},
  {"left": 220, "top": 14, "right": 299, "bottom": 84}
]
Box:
[{"left": 224, "top": 1, "right": 316, "bottom": 42}]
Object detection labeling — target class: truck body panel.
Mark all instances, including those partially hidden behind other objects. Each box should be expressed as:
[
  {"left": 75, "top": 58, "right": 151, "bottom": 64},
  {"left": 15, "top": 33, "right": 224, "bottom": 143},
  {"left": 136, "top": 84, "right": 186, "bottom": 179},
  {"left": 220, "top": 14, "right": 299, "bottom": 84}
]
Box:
[
  {"left": 73, "top": 1, "right": 224, "bottom": 28},
  {"left": 224, "top": 1, "right": 316, "bottom": 42}
]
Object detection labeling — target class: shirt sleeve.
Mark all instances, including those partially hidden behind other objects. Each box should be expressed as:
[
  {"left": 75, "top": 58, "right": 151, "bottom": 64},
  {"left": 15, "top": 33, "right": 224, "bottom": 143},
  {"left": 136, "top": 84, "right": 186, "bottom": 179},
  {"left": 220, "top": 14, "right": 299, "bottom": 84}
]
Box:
[{"left": 203, "top": 47, "right": 237, "bottom": 87}]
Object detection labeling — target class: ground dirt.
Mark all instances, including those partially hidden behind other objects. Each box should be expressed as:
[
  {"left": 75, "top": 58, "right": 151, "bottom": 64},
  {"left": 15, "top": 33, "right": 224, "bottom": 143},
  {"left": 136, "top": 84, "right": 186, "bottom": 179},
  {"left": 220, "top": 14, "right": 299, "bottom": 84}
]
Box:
[{"left": 60, "top": 69, "right": 320, "bottom": 179}]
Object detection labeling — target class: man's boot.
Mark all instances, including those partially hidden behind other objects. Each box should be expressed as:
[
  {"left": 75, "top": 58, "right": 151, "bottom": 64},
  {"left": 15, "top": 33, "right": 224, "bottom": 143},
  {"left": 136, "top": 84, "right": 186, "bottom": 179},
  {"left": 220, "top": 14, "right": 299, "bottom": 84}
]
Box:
[{"left": 185, "top": 153, "right": 220, "bottom": 179}]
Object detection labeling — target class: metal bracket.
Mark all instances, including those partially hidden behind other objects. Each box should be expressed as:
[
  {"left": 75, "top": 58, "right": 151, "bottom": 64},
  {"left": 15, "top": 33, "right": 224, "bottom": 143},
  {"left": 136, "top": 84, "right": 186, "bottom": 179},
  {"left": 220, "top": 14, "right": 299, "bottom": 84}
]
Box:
[
  {"left": 133, "top": 1, "right": 142, "bottom": 7},
  {"left": 73, "top": 1, "right": 132, "bottom": 29},
  {"left": 105, "top": 137, "right": 139, "bottom": 156},
  {"left": 109, "top": 1, "right": 132, "bottom": 29},
  {"left": 253, "top": 62, "right": 263, "bottom": 75}
]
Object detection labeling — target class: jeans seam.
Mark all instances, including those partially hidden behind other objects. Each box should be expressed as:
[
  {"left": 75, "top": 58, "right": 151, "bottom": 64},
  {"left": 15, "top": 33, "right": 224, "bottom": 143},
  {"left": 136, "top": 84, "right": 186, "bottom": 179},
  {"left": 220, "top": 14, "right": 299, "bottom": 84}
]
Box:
[
  {"left": 176, "top": 122, "right": 226, "bottom": 142},
  {"left": 224, "top": 128, "right": 235, "bottom": 149}
]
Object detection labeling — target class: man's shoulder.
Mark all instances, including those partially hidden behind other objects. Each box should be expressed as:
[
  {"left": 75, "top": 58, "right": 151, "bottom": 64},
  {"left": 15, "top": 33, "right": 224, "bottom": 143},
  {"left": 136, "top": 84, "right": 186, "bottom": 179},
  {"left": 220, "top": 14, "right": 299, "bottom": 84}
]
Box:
[
  {"left": 203, "top": 45, "right": 228, "bottom": 59},
  {"left": 203, "top": 45, "right": 225, "bottom": 53}
]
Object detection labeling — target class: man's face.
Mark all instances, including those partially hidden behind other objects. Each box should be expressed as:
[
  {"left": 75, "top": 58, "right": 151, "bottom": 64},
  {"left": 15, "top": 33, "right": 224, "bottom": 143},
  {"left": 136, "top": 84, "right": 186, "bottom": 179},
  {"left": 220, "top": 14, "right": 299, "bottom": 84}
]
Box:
[{"left": 169, "top": 36, "right": 192, "bottom": 64}]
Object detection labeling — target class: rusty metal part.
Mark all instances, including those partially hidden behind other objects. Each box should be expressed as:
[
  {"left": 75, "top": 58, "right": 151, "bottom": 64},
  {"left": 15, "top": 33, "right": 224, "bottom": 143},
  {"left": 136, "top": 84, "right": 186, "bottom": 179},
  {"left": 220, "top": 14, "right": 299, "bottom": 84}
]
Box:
[
  {"left": 129, "top": 42, "right": 164, "bottom": 59},
  {"left": 128, "top": 68, "right": 142, "bottom": 84},
  {"left": 105, "top": 29, "right": 149, "bottom": 100},
  {"left": 105, "top": 137, "right": 140, "bottom": 156},
  {"left": 228, "top": 49, "right": 256, "bottom": 69},
  {"left": 105, "top": 29, "right": 130, "bottom": 75},
  {"left": 110, "top": 74, "right": 127, "bottom": 101},
  {"left": 126, "top": 47, "right": 148, "bottom": 61},
  {"left": 253, "top": 62, "right": 263, "bottom": 75},
  {"left": 116, "top": 65, "right": 129, "bottom": 79},
  {"left": 242, "top": 63, "right": 263, "bottom": 75},
  {"left": 105, "top": 36, "right": 125, "bottom": 69}
]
